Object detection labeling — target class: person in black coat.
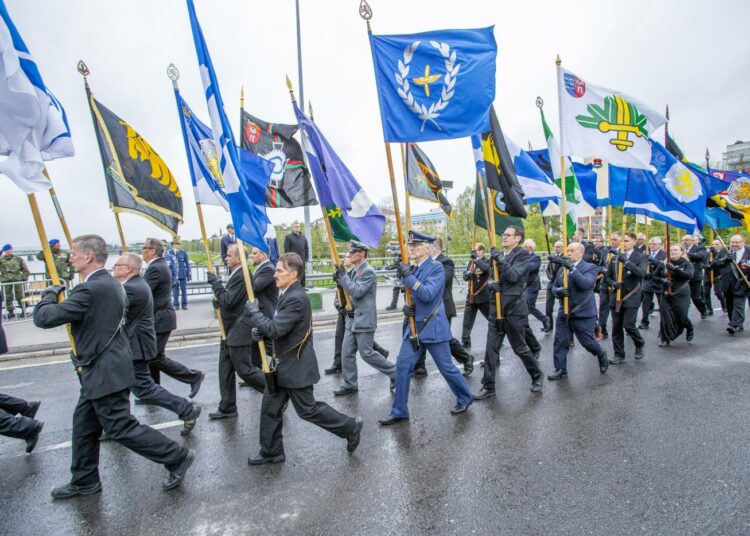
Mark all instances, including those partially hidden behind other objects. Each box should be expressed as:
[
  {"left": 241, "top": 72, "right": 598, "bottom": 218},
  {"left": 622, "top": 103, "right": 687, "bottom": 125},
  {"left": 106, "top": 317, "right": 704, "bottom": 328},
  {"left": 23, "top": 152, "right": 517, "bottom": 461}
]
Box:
[
  {"left": 683, "top": 234, "right": 709, "bottom": 318},
  {"left": 716, "top": 234, "right": 750, "bottom": 335},
  {"left": 0, "top": 392, "right": 43, "bottom": 453},
  {"left": 244, "top": 253, "right": 363, "bottom": 464},
  {"left": 0, "top": 289, "right": 6, "bottom": 355},
  {"left": 246, "top": 246, "right": 278, "bottom": 369},
  {"left": 706, "top": 239, "right": 728, "bottom": 313},
  {"left": 638, "top": 237, "right": 666, "bottom": 329},
  {"left": 604, "top": 232, "right": 647, "bottom": 364},
  {"left": 544, "top": 241, "right": 564, "bottom": 332},
  {"left": 653, "top": 245, "right": 694, "bottom": 346},
  {"left": 598, "top": 233, "right": 622, "bottom": 339},
  {"left": 413, "top": 238, "right": 474, "bottom": 376},
  {"left": 112, "top": 254, "right": 201, "bottom": 435},
  {"left": 141, "top": 238, "right": 204, "bottom": 395},
  {"left": 34, "top": 235, "right": 194, "bottom": 499},
  {"left": 283, "top": 223, "right": 309, "bottom": 287},
  {"left": 220, "top": 224, "right": 237, "bottom": 273},
  {"left": 206, "top": 244, "right": 267, "bottom": 419},
  {"left": 461, "top": 242, "right": 490, "bottom": 348},
  {"left": 547, "top": 242, "right": 609, "bottom": 379},
  {"left": 523, "top": 239, "right": 550, "bottom": 331}
]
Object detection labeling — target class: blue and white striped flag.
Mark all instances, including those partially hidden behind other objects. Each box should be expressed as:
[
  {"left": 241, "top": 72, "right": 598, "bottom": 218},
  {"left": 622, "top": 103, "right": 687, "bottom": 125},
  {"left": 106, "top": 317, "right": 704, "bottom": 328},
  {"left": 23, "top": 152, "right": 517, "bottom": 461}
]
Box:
[
  {"left": 0, "top": 0, "right": 74, "bottom": 193},
  {"left": 186, "top": 0, "right": 270, "bottom": 251}
]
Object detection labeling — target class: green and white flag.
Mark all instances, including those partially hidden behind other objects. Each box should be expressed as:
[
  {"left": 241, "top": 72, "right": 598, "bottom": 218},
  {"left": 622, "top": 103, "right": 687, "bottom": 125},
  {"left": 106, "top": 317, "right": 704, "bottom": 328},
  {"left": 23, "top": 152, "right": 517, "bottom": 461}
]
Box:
[
  {"left": 558, "top": 67, "right": 666, "bottom": 170},
  {"left": 540, "top": 107, "right": 595, "bottom": 236}
]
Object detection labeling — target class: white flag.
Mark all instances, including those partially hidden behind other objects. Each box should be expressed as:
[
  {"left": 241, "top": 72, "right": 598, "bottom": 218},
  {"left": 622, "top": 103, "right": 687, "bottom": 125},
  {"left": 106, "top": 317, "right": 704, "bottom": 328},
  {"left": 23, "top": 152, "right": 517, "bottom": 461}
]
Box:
[
  {"left": 558, "top": 67, "right": 664, "bottom": 170},
  {"left": 0, "top": 2, "right": 74, "bottom": 193}
]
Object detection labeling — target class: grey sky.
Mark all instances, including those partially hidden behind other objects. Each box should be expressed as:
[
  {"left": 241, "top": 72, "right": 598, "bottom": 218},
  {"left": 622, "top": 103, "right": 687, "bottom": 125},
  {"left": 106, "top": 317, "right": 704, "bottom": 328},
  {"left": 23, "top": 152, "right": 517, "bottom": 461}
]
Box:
[{"left": 2, "top": 0, "right": 749, "bottom": 248}]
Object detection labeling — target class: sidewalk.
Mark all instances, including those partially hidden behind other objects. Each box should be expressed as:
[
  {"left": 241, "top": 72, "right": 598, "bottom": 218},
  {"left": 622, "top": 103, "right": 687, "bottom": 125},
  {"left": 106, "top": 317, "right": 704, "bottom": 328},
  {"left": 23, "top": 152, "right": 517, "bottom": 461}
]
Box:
[{"left": 1, "top": 283, "right": 471, "bottom": 360}]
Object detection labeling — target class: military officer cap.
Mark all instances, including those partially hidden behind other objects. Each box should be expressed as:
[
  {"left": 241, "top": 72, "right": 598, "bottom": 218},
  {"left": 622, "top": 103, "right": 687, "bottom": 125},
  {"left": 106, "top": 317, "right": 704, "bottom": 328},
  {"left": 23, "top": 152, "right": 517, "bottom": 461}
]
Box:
[
  {"left": 1, "top": 244, "right": 11, "bottom": 252},
  {"left": 49, "top": 239, "right": 60, "bottom": 246},
  {"left": 348, "top": 241, "right": 369, "bottom": 254},
  {"left": 407, "top": 230, "right": 435, "bottom": 244}
]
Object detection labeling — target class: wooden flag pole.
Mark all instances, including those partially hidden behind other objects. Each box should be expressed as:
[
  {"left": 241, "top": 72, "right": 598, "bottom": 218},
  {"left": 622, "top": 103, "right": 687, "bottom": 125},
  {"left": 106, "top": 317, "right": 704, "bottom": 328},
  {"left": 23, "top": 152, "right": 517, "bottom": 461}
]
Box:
[
  {"left": 28, "top": 193, "right": 76, "bottom": 355},
  {"left": 236, "top": 239, "right": 271, "bottom": 372},
  {"left": 616, "top": 212, "right": 627, "bottom": 309},
  {"left": 43, "top": 171, "right": 73, "bottom": 249},
  {"left": 113, "top": 210, "right": 127, "bottom": 253},
  {"left": 553, "top": 58, "right": 569, "bottom": 317},
  {"left": 542, "top": 215, "right": 552, "bottom": 256},
  {"left": 401, "top": 144, "right": 413, "bottom": 233},
  {"left": 360, "top": 5, "right": 417, "bottom": 348}
]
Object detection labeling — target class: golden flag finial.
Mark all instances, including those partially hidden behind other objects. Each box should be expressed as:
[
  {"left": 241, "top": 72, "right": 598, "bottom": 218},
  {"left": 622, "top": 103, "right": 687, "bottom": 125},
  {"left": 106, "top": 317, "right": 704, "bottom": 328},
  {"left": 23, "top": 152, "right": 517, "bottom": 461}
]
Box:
[
  {"left": 285, "top": 75, "right": 296, "bottom": 101},
  {"left": 555, "top": 54, "right": 561, "bottom": 66}
]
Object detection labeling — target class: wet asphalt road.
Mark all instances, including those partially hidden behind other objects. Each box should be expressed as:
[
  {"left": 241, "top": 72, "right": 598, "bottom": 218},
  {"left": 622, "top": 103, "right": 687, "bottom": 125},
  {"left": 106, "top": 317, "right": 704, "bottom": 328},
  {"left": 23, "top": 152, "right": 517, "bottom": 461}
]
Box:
[{"left": 1, "top": 310, "right": 749, "bottom": 536}]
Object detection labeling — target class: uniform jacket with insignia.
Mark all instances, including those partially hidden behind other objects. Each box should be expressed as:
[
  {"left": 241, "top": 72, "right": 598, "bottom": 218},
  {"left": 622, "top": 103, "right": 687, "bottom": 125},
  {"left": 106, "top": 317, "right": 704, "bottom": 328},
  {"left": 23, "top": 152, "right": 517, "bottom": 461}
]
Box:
[{"left": 401, "top": 256, "right": 451, "bottom": 343}]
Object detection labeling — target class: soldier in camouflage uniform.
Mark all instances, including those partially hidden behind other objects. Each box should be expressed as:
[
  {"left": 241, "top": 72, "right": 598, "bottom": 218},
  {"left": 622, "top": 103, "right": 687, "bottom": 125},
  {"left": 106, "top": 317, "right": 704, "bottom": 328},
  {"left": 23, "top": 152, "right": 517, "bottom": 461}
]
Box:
[
  {"left": 0, "top": 245, "right": 30, "bottom": 318},
  {"left": 36, "top": 239, "right": 73, "bottom": 286}
]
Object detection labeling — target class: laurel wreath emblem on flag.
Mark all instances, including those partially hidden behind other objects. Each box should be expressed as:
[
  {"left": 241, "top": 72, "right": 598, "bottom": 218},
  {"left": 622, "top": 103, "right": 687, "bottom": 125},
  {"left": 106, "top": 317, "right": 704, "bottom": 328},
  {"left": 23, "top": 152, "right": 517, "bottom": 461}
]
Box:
[{"left": 395, "top": 40, "right": 460, "bottom": 131}]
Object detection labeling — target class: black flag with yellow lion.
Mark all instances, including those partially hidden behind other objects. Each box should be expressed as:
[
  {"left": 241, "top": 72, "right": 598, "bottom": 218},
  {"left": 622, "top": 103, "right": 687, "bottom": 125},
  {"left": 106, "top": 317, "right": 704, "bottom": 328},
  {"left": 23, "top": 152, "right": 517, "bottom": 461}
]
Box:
[{"left": 85, "top": 86, "right": 183, "bottom": 235}]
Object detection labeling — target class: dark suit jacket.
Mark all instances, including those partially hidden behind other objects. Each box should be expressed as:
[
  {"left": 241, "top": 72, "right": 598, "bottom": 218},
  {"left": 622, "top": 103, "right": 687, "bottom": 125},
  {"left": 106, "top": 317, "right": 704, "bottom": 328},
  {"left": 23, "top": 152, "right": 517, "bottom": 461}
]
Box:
[
  {"left": 144, "top": 257, "right": 177, "bottom": 334},
  {"left": 33, "top": 269, "right": 135, "bottom": 400},
  {"left": 551, "top": 259, "right": 598, "bottom": 318},
  {"left": 0, "top": 290, "right": 7, "bottom": 355},
  {"left": 582, "top": 241, "right": 597, "bottom": 263},
  {"left": 252, "top": 261, "right": 278, "bottom": 319},
  {"left": 490, "top": 246, "right": 530, "bottom": 318},
  {"left": 686, "top": 244, "right": 708, "bottom": 282},
  {"left": 719, "top": 246, "right": 750, "bottom": 295},
  {"left": 527, "top": 252, "right": 541, "bottom": 292},
  {"left": 652, "top": 257, "right": 693, "bottom": 293},
  {"left": 643, "top": 249, "right": 667, "bottom": 293},
  {"left": 284, "top": 232, "right": 309, "bottom": 261},
  {"left": 248, "top": 281, "right": 319, "bottom": 389},
  {"left": 123, "top": 275, "right": 157, "bottom": 361},
  {"left": 221, "top": 234, "right": 237, "bottom": 265},
  {"left": 463, "top": 256, "right": 490, "bottom": 304},
  {"left": 436, "top": 253, "right": 456, "bottom": 319},
  {"left": 605, "top": 248, "right": 647, "bottom": 309},
  {"left": 213, "top": 268, "right": 252, "bottom": 347}
]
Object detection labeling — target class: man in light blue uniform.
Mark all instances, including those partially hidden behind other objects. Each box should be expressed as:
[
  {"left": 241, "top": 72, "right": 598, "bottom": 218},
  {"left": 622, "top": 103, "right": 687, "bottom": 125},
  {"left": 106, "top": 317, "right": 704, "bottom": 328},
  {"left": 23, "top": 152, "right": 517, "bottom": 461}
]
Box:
[
  {"left": 168, "top": 240, "right": 191, "bottom": 310},
  {"left": 379, "top": 231, "right": 473, "bottom": 426}
]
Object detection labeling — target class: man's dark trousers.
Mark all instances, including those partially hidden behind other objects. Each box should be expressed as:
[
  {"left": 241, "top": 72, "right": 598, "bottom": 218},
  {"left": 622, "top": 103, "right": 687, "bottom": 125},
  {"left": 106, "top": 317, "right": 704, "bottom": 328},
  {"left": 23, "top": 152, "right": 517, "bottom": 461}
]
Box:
[
  {"left": 131, "top": 361, "right": 192, "bottom": 419},
  {"left": 149, "top": 332, "right": 201, "bottom": 385},
  {"left": 553, "top": 313, "right": 604, "bottom": 371},
  {"left": 218, "top": 342, "right": 265, "bottom": 413},
  {"left": 611, "top": 305, "right": 644, "bottom": 358},
  {"left": 0, "top": 393, "right": 36, "bottom": 439}
]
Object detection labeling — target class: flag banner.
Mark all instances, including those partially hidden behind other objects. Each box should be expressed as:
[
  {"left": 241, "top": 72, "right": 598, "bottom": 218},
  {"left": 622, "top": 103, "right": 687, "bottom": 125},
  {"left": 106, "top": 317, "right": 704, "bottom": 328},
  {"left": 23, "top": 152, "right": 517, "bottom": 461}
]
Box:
[
  {"left": 665, "top": 131, "right": 685, "bottom": 162},
  {"left": 186, "top": 0, "right": 270, "bottom": 251},
  {"left": 475, "top": 106, "right": 527, "bottom": 218},
  {"left": 86, "top": 87, "right": 183, "bottom": 235},
  {"left": 405, "top": 142, "right": 451, "bottom": 216},
  {"left": 528, "top": 149, "right": 599, "bottom": 207},
  {"left": 292, "top": 101, "right": 385, "bottom": 247},
  {"left": 369, "top": 26, "right": 496, "bottom": 142},
  {"left": 705, "top": 207, "right": 741, "bottom": 230},
  {"left": 472, "top": 133, "right": 523, "bottom": 234},
  {"left": 174, "top": 90, "right": 228, "bottom": 210},
  {"left": 559, "top": 67, "right": 666, "bottom": 170},
  {"left": 505, "top": 138, "right": 560, "bottom": 205},
  {"left": 621, "top": 140, "right": 706, "bottom": 231},
  {"left": 240, "top": 110, "right": 317, "bottom": 208},
  {"left": 703, "top": 169, "right": 750, "bottom": 231},
  {"left": 0, "top": 0, "right": 73, "bottom": 193}
]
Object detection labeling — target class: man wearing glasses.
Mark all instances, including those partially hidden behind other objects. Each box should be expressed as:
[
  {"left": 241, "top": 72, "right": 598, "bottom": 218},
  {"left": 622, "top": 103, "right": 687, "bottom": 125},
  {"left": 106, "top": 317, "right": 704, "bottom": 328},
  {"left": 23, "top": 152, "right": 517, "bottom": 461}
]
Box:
[
  {"left": 141, "top": 238, "right": 204, "bottom": 397},
  {"left": 475, "top": 225, "right": 544, "bottom": 400}
]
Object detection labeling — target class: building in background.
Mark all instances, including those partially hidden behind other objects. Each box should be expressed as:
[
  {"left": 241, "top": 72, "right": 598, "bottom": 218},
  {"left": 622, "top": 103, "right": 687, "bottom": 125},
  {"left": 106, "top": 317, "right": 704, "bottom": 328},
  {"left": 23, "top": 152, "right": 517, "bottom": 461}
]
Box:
[{"left": 723, "top": 140, "right": 750, "bottom": 172}]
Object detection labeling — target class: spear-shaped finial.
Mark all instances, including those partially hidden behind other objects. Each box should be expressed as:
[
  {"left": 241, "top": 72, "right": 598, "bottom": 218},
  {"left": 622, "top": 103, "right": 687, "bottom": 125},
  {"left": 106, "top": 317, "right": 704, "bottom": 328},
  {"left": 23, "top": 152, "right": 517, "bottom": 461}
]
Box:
[
  {"left": 665, "top": 104, "right": 670, "bottom": 121},
  {"left": 240, "top": 85, "right": 245, "bottom": 110},
  {"left": 308, "top": 101, "right": 314, "bottom": 121},
  {"left": 555, "top": 54, "right": 561, "bottom": 66},
  {"left": 285, "top": 75, "right": 296, "bottom": 101},
  {"left": 77, "top": 60, "right": 90, "bottom": 87}
]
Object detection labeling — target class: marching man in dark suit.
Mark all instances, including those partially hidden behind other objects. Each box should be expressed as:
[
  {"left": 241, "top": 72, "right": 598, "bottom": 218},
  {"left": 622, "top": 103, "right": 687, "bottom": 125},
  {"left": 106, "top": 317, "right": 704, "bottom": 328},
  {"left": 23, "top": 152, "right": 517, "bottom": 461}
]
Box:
[
  {"left": 707, "top": 239, "right": 728, "bottom": 314},
  {"left": 206, "top": 244, "right": 267, "bottom": 419},
  {"left": 716, "top": 234, "right": 750, "bottom": 335},
  {"left": 332, "top": 241, "right": 396, "bottom": 396},
  {"left": 244, "top": 253, "right": 363, "bottom": 464},
  {"left": 379, "top": 231, "right": 473, "bottom": 425},
  {"left": 475, "top": 225, "right": 544, "bottom": 400},
  {"left": 283, "top": 222, "right": 309, "bottom": 287},
  {"left": 683, "top": 234, "right": 709, "bottom": 319},
  {"left": 141, "top": 238, "right": 204, "bottom": 396},
  {"left": 523, "top": 239, "right": 550, "bottom": 331},
  {"left": 547, "top": 242, "right": 609, "bottom": 380},
  {"left": 34, "top": 235, "right": 194, "bottom": 499},
  {"left": 0, "top": 393, "right": 43, "bottom": 453},
  {"left": 638, "top": 237, "right": 666, "bottom": 330},
  {"left": 111, "top": 253, "right": 201, "bottom": 435},
  {"left": 247, "top": 246, "right": 278, "bottom": 369},
  {"left": 544, "top": 241, "right": 564, "bottom": 333},
  {"left": 461, "top": 242, "right": 490, "bottom": 348},
  {"left": 598, "top": 233, "right": 621, "bottom": 339},
  {"left": 605, "top": 232, "right": 647, "bottom": 364}
]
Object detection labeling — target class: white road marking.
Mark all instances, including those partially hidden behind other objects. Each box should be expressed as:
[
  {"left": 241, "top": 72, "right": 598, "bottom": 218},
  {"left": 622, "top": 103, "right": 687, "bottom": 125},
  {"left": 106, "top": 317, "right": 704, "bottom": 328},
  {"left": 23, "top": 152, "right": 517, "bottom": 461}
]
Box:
[{"left": 0, "top": 381, "right": 36, "bottom": 389}]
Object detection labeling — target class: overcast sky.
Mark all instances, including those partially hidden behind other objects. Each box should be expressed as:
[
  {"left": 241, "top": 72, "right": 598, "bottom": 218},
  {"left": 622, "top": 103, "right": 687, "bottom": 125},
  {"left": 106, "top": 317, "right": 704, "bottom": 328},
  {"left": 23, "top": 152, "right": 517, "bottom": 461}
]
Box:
[{"left": 2, "top": 0, "right": 749, "bottom": 248}]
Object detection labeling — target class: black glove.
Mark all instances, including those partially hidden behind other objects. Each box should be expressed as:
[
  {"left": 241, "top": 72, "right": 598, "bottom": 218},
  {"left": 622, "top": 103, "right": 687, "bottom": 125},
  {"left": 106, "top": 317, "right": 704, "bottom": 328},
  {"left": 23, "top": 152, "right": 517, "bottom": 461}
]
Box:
[
  {"left": 719, "top": 256, "right": 732, "bottom": 266},
  {"left": 666, "top": 263, "right": 677, "bottom": 271},
  {"left": 332, "top": 263, "right": 346, "bottom": 283},
  {"left": 644, "top": 272, "right": 653, "bottom": 280},
  {"left": 554, "top": 287, "right": 569, "bottom": 298},
  {"left": 244, "top": 300, "right": 260, "bottom": 317},
  {"left": 613, "top": 282, "right": 623, "bottom": 290},
  {"left": 42, "top": 284, "right": 66, "bottom": 299},
  {"left": 251, "top": 327, "right": 264, "bottom": 342},
  {"left": 463, "top": 270, "right": 472, "bottom": 281},
  {"left": 559, "top": 256, "right": 574, "bottom": 270},
  {"left": 402, "top": 304, "right": 415, "bottom": 318},
  {"left": 470, "top": 251, "right": 477, "bottom": 260},
  {"left": 334, "top": 300, "right": 343, "bottom": 312},
  {"left": 206, "top": 272, "right": 219, "bottom": 285},
  {"left": 649, "top": 257, "right": 660, "bottom": 267},
  {"left": 488, "top": 280, "right": 502, "bottom": 293},
  {"left": 346, "top": 309, "right": 355, "bottom": 318},
  {"left": 598, "top": 266, "right": 607, "bottom": 275},
  {"left": 617, "top": 253, "right": 629, "bottom": 263},
  {"left": 664, "top": 280, "right": 673, "bottom": 288},
  {"left": 397, "top": 262, "right": 413, "bottom": 278},
  {"left": 548, "top": 256, "right": 561, "bottom": 266},
  {"left": 490, "top": 246, "right": 502, "bottom": 261}
]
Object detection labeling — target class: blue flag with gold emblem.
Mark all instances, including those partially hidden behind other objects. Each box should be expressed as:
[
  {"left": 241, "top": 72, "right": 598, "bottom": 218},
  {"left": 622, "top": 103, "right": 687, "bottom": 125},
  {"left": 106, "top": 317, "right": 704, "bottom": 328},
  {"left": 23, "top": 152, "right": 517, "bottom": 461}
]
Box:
[{"left": 369, "top": 27, "right": 496, "bottom": 142}]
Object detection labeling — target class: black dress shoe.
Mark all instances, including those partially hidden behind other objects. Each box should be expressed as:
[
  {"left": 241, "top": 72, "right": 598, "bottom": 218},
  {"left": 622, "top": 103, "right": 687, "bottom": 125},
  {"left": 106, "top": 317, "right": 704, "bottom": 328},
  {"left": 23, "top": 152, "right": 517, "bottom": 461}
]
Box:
[
  {"left": 473, "top": 388, "right": 496, "bottom": 401},
  {"left": 134, "top": 398, "right": 149, "bottom": 405},
  {"left": 380, "top": 348, "right": 390, "bottom": 359},
  {"left": 547, "top": 369, "right": 567, "bottom": 381},
  {"left": 324, "top": 366, "right": 342, "bottom": 374},
  {"left": 389, "top": 379, "right": 396, "bottom": 392},
  {"left": 707, "top": 310, "right": 714, "bottom": 317},
  {"left": 334, "top": 386, "right": 359, "bottom": 396},
  {"left": 601, "top": 330, "right": 609, "bottom": 340},
  {"left": 658, "top": 339, "right": 670, "bottom": 347},
  {"left": 532, "top": 350, "right": 541, "bottom": 360},
  {"left": 347, "top": 418, "right": 364, "bottom": 453},
  {"left": 189, "top": 371, "right": 205, "bottom": 399},
  {"left": 385, "top": 305, "right": 397, "bottom": 311},
  {"left": 238, "top": 381, "right": 249, "bottom": 387},
  {"left": 686, "top": 328, "right": 694, "bottom": 342},
  {"left": 700, "top": 312, "right": 708, "bottom": 320},
  {"left": 463, "top": 356, "right": 474, "bottom": 376},
  {"left": 412, "top": 367, "right": 428, "bottom": 377},
  {"left": 209, "top": 410, "right": 238, "bottom": 420},
  {"left": 163, "top": 449, "right": 195, "bottom": 490},
  {"left": 378, "top": 415, "right": 408, "bottom": 426},
  {"left": 634, "top": 346, "right": 645, "bottom": 360},
  {"left": 637, "top": 323, "right": 649, "bottom": 330},
  {"left": 530, "top": 375, "right": 544, "bottom": 393},
  {"left": 609, "top": 356, "right": 626, "bottom": 365},
  {"left": 51, "top": 481, "right": 102, "bottom": 500},
  {"left": 461, "top": 341, "right": 471, "bottom": 349},
  {"left": 23, "top": 400, "right": 41, "bottom": 419},
  {"left": 26, "top": 421, "right": 44, "bottom": 453},
  {"left": 248, "top": 452, "right": 286, "bottom": 465},
  {"left": 598, "top": 351, "right": 609, "bottom": 374},
  {"left": 180, "top": 406, "right": 201, "bottom": 436},
  {"left": 450, "top": 400, "right": 472, "bottom": 415}
]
